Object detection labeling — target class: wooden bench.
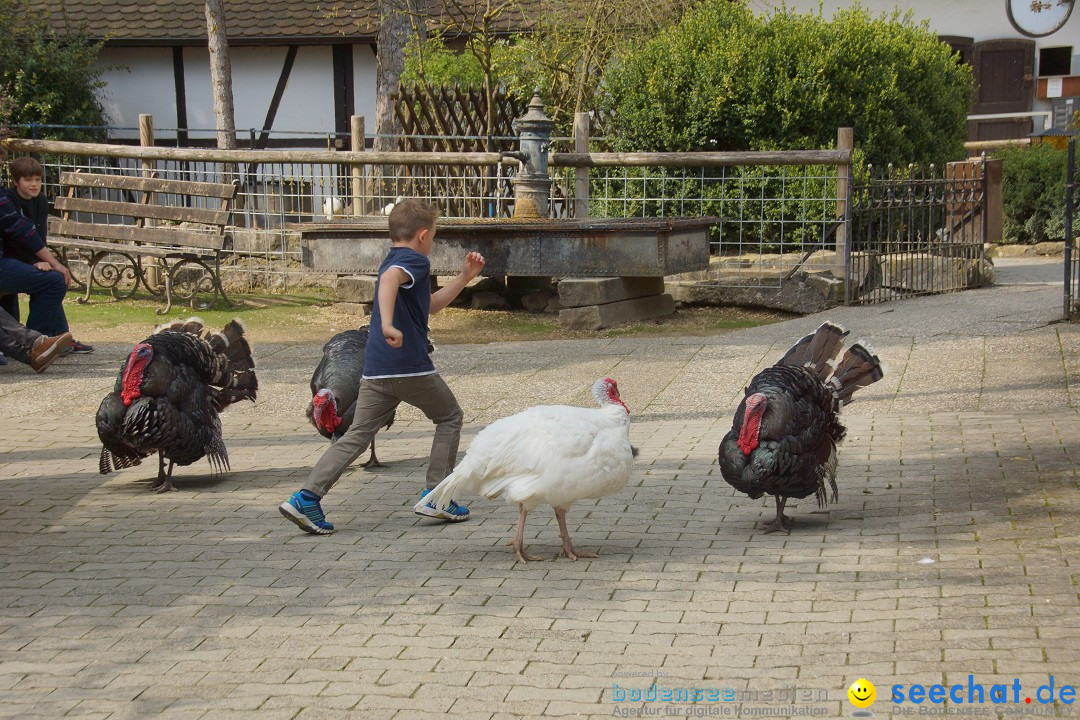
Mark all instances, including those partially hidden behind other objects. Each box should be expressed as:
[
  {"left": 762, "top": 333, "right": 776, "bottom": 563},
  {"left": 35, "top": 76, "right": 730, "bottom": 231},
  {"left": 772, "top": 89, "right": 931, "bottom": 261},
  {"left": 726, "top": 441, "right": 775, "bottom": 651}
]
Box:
[{"left": 48, "top": 170, "right": 239, "bottom": 313}]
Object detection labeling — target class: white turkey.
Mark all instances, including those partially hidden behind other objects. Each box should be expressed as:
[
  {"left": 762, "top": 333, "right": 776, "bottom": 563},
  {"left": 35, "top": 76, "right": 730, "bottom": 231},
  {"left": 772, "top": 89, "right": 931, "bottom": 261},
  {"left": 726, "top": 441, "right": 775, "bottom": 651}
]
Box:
[
  {"left": 96, "top": 317, "right": 257, "bottom": 492},
  {"left": 415, "top": 377, "right": 635, "bottom": 563},
  {"left": 718, "top": 321, "right": 883, "bottom": 533}
]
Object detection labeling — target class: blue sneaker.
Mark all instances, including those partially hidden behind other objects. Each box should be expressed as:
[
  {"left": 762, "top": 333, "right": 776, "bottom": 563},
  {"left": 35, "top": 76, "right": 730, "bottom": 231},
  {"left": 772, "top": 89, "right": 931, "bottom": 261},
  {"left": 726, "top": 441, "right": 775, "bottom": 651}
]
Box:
[
  {"left": 416, "top": 488, "right": 469, "bottom": 522},
  {"left": 279, "top": 489, "right": 335, "bottom": 534}
]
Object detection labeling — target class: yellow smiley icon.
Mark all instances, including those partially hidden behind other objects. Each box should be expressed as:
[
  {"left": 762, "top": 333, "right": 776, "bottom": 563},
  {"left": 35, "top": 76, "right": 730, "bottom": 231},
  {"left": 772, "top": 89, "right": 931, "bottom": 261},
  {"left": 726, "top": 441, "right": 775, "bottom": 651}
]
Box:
[{"left": 848, "top": 678, "right": 876, "bottom": 709}]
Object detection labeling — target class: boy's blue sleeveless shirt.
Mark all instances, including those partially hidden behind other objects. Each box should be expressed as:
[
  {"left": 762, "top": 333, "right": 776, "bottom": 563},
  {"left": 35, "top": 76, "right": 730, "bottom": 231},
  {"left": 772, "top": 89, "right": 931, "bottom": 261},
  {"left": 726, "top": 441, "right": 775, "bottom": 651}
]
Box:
[{"left": 363, "top": 246, "right": 436, "bottom": 378}]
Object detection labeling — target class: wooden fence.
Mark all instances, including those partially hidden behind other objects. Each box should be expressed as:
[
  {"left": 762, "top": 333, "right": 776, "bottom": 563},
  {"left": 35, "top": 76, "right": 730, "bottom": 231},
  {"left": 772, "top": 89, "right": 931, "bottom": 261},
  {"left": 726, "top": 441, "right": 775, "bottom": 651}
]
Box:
[{"left": 393, "top": 84, "right": 526, "bottom": 153}]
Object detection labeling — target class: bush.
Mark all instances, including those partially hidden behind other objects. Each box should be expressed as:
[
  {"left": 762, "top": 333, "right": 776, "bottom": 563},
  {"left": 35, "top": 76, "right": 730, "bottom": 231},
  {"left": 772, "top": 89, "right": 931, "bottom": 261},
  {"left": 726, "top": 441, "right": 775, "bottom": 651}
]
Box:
[
  {"left": 995, "top": 143, "right": 1068, "bottom": 245},
  {"left": 597, "top": 1, "right": 973, "bottom": 167},
  {"left": 0, "top": 0, "right": 108, "bottom": 140}
]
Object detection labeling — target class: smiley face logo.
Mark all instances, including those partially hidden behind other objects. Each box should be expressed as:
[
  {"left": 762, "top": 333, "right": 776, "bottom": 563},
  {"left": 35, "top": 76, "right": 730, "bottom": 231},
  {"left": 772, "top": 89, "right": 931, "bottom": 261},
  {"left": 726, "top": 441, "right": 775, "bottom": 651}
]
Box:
[{"left": 848, "top": 678, "right": 876, "bottom": 710}]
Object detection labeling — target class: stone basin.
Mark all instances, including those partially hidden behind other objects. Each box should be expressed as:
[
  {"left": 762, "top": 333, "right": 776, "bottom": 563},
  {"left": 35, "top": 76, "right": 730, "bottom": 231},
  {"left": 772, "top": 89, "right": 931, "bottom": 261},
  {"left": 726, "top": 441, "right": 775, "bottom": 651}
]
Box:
[{"left": 297, "top": 217, "right": 716, "bottom": 277}]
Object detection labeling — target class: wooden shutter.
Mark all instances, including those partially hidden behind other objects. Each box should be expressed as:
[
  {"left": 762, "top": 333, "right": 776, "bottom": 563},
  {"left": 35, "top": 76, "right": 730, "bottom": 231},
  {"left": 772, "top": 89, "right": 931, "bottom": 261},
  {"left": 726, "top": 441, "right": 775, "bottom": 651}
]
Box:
[
  {"left": 971, "top": 39, "right": 1036, "bottom": 115},
  {"left": 939, "top": 35, "right": 974, "bottom": 67}
]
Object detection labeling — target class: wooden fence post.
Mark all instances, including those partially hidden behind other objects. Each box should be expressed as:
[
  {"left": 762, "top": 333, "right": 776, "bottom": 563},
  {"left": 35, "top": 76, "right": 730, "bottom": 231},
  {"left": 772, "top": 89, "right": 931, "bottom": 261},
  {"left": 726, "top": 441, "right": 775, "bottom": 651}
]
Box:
[
  {"left": 574, "top": 112, "right": 590, "bottom": 219},
  {"left": 351, "top": 115, "right": 365, "bottom": 216},
  {"left": 139, "top": 114, "right": 161, "bottom": 289},
  {"left": 836, "top": 127, "right": 853, "bottom": 303}
]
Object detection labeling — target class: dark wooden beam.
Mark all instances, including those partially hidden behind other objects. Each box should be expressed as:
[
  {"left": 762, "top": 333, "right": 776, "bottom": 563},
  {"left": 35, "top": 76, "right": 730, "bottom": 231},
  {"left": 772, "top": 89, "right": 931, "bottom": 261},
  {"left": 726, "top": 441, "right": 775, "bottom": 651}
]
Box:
[{"left": 172, "top": 46, "right": 189, "bottom": 146}]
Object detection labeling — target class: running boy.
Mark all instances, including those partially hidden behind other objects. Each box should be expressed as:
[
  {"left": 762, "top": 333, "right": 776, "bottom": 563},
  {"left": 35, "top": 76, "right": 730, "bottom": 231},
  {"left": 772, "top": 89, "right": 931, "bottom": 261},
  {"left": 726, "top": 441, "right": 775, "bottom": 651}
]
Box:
[{"left": 279, "top": 198, "right": 485, "bottom": 535}]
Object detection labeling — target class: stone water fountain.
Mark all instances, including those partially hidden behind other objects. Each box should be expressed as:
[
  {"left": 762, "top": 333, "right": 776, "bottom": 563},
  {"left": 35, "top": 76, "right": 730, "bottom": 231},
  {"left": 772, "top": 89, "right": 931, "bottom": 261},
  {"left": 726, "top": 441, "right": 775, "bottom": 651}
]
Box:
[{"left": 299, "top": 95, "right": 715, "bottom": 329}]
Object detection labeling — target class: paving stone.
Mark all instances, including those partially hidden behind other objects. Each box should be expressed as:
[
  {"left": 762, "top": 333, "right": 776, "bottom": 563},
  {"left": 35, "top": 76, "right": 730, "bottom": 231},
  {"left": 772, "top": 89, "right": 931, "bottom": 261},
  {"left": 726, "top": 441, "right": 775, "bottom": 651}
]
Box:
[{"left": 1, "top": 258, "right": 1078, "bottom": 717}]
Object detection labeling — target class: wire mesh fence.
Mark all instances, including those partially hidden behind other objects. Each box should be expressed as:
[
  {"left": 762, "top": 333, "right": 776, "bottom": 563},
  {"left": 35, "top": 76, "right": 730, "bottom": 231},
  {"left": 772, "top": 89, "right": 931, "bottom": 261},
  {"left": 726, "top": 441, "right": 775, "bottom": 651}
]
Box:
[
  {"left": 2, "top": 135, "right": 992, "bottom": 308},
  {"left": 566, "top": 163, "right": 844, "bottom": 289}
]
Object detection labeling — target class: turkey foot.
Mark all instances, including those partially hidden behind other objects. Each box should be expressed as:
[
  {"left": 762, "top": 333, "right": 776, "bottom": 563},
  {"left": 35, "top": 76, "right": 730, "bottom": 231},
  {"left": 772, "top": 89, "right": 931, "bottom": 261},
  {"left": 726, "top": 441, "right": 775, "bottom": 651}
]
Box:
[
  {"left": 511, "top": 505, "right": 544, "bottom": 563},
  {"left": 360, "top": 439, "right": 385, "bottom": 469},
  {"left": 150, "top": 454, "right": 176, "bottom": 493},
  {"left": 555, "top": 507, "right": 597, "bottom": 561},
  {"left": 758, "top": 496, "right": 792, "bottom": 534}
]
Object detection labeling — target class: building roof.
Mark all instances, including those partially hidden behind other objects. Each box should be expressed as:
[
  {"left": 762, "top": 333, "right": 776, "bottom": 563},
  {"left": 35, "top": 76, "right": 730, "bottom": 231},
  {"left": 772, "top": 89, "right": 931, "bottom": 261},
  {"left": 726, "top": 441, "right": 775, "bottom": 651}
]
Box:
[
  {"left": 28, "top": 1, "right": 537, "bottom": 45},
  {"left": 25, "top": 1, "right": 377, "bottom": 44}
]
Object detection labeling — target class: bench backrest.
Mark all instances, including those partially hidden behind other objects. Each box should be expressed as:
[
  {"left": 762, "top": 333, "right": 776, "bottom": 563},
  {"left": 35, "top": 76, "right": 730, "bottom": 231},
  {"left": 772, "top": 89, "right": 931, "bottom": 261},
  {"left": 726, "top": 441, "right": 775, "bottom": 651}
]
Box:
[{"left": 51, "top": 171, "right": 239, "bottom": 251}]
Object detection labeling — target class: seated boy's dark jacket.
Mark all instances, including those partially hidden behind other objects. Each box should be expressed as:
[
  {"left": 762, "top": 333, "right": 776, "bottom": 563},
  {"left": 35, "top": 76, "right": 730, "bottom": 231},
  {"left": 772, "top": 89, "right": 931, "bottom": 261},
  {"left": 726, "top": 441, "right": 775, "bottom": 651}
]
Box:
[
  {"left": 1, "top": 188, "right": 46, "bottom": 263},
  {"left": 0, "top": 189, "right": 44, "bottom": 262}
]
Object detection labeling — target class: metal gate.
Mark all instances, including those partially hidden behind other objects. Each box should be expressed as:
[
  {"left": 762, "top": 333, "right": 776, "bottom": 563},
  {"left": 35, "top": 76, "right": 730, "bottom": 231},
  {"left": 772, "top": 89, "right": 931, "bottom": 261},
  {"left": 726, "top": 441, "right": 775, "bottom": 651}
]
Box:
[
  {"left": 849, "top": 159, "right": 989, "bottom": 304},
  {"left": 1066, "top": 138, "right": 1078, "bottom": 321}
]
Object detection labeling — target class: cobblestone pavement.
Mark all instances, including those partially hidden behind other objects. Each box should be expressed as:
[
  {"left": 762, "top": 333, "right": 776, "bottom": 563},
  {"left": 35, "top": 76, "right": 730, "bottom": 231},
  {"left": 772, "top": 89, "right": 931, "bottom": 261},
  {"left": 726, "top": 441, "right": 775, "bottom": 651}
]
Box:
[{"left": 1, "top": 258, "right": 1078, "bottom": 719}]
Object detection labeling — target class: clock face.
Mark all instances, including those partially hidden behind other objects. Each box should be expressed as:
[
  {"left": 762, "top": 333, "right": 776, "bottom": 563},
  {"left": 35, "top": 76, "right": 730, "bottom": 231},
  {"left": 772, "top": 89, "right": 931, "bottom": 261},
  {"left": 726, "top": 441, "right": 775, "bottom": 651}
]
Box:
[{"left": 1007, "top": 0, "right": 1074, "bottom": 37}]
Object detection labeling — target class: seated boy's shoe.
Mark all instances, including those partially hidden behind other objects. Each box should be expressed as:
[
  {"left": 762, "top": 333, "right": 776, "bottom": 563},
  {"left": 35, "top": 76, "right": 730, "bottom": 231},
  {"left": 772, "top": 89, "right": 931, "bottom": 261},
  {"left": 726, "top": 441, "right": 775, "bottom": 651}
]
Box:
[
  {"left": 69, "top": 340, "right": 94, "bottom": 354},
  {"left": 416, "top": 488, "right": 470, "bottom": 522},
  {"left": 30, "top": 332, "right": 73, "bottom": 373},
  {"left": 0, "top": 352, "right": 6, "bottom": 366},
  {"left": 279, "top": 489, "right": 334, "bottom": 535}
]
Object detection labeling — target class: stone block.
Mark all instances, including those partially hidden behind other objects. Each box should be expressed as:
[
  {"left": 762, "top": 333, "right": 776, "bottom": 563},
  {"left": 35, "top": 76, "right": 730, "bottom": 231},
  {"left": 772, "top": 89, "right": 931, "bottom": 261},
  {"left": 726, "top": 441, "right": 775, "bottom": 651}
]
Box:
[
  {"left": 471, "top": 291, "right": 511, "bottom": 310},
  {"left": 559, "top": 293, "right": 675, "bottom": 331},
  {"left": 520, "top": 288, "right": 556, "bottom": 312},
  {"left": 667, "top": 272, "right": 840, "bottom": 314},
  {"left": 558, "top": 277, "right": 665, "bottom": 308},
  {"left": 331, "top": 302, "right": 371, "bottom": 316},
  {"left": 1034, "top": 241, "right": 1066, "bottom": 256},
  {"left": 988, "top": 244, "right": 1034, "bottom": 258},
  {"left": 229, "top": 228, "right": 301, "bottom": 254},
  {"left": 336, "top": 275, "right": 377, "bottom": 303}
]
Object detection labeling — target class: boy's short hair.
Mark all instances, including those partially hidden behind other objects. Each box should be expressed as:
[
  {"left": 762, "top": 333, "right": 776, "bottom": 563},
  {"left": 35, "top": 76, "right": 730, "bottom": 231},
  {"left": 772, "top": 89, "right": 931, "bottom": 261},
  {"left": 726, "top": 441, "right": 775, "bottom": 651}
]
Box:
[
  {"left": 10, "top": 156, "right": 43, "bottom": 181},
  {"left": 388, "top": 198, "right": 438, "bottom": 242}
]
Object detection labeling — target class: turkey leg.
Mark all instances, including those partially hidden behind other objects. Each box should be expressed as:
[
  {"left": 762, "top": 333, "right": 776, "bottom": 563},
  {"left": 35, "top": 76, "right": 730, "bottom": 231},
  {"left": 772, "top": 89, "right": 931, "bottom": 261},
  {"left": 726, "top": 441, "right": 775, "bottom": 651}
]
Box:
[
  {"left": 554, "top": 507, "right": 597, "bottom": 561},
  {"left": 760, "top": 496, "right": 792, "bottom": 534},
  {"left": 510, "top": 504, "right": 543, "bottom": 563},
  {"left": 360, "top": 437, "right": 385, "bottom": 469},
  {"left": 150, "top": 452, "right": 176, "bottom": 493}
]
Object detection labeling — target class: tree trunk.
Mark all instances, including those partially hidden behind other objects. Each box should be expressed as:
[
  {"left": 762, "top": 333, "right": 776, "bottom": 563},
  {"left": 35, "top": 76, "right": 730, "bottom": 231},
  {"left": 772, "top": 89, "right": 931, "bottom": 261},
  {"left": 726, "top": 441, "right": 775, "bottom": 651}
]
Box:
[
  {"left": 375, "top": 0, "right": 424, "bottom": 153},
  {"left": 205, "top": 0, "right": 237, "bottom": 150}
]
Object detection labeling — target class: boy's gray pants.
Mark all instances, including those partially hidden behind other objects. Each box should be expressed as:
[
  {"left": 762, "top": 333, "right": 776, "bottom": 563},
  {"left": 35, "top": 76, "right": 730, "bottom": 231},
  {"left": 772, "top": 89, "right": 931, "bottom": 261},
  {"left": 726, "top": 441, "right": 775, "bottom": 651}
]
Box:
[{"left": 303, "top": 373, "right": 463, "bottom": 498}]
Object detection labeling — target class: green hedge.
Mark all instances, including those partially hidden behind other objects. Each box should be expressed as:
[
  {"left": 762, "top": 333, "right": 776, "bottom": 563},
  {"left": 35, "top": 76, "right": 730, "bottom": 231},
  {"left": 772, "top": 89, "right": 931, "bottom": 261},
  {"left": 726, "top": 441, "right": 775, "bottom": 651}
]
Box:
[
  {"left": 597, "top": 1, "right": 973, "bottom": 167},
  {"left": 995, "top": 143, "right": 1068, "bottom": 245}
]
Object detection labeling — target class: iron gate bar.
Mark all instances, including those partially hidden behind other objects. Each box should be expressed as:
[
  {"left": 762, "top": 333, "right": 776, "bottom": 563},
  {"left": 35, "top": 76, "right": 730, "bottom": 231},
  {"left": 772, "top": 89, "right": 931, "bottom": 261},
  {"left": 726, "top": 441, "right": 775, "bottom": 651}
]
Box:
[
  {"left": 1065, "top": 138, "right": 1076, "bottom": 321},
  {"left": 849, "top": 159, "right": 987, "bottom": 305}
]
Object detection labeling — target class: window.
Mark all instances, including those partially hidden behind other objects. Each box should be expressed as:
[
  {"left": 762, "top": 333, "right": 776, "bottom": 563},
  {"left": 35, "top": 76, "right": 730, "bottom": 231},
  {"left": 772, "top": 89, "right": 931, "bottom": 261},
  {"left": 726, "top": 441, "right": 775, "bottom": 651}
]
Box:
[{"left": 1039, "top": 46, "right": 1072, "bottom": 76}]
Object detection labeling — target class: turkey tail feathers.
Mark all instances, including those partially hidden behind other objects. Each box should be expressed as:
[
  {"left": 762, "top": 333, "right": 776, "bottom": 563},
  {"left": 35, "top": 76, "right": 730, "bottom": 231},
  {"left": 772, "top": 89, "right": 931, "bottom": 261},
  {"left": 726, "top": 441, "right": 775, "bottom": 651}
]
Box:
[
  {"left": 416, "top": 469, "right": 463, "bottom": 513},
  {"left": 779, "top": 322, "right": 849, "bottom": 380},
  {"left": 207, "top": 318, "right": 257, "bottom": 405},
  {"left": 829, "top": 342, "right": 884, "bottom": 404},
  {"left": 154, "top": 316, "right": 206, "bottom": 336},
  {"left": 99, "top": 447, "right": 142, "bottom": 475}
]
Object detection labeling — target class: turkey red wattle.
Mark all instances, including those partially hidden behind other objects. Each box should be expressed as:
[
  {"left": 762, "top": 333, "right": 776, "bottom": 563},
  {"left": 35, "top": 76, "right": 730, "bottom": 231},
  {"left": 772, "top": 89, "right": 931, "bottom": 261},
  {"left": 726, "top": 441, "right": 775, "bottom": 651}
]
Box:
[
  {"left": 120, "top": 343, "right": 154, "bottom": 407},
  {"left": 737, "top": 394, "right": 767, "bottom": 455},
  {"left": 312, "top": 389, "right": 341, "bottom": 433},
  {"left": 594, "top": 377, "right": 630, "bottom": 414}
]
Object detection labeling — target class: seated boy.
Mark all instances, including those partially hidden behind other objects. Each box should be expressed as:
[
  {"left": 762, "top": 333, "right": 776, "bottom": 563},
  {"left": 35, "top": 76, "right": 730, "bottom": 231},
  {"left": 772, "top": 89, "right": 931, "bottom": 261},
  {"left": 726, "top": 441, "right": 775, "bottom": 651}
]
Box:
[{"left": 1, "top": 154, "right": 92, "bottom": 353}]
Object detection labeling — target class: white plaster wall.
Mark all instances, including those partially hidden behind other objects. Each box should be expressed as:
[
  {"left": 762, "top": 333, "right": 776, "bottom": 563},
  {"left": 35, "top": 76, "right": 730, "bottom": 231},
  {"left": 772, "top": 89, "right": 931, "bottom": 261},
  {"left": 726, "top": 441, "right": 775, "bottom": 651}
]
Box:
[
  {"left": 96, "top": 47, "right": 178, "bottom": 139},
  {"left": 182, "top": 45, "right": 336, "bottom": 141},
  {"left": 95, "top": 44, "right": 379, "bottom": 144}
]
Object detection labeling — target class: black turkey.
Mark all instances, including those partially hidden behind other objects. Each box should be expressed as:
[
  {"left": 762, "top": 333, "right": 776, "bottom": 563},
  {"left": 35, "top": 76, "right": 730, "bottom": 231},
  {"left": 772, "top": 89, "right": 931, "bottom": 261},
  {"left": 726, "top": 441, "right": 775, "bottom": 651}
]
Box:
[
  {"left": 96, "top": 318, "right": 257, "bottom": 492},
  {"left": 718, "top": 322, "right": 883, "bottom": 533},
  {"left": 307, "top": 328, "right": 432, "bottom": 468}
]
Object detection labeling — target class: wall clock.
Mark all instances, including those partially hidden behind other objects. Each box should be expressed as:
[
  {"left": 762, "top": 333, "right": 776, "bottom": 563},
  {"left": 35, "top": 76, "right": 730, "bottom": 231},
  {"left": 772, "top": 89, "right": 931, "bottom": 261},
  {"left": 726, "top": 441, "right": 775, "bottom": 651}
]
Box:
[{"left": 1007, "top": 0, "right": 1074, "bottom": 37}]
